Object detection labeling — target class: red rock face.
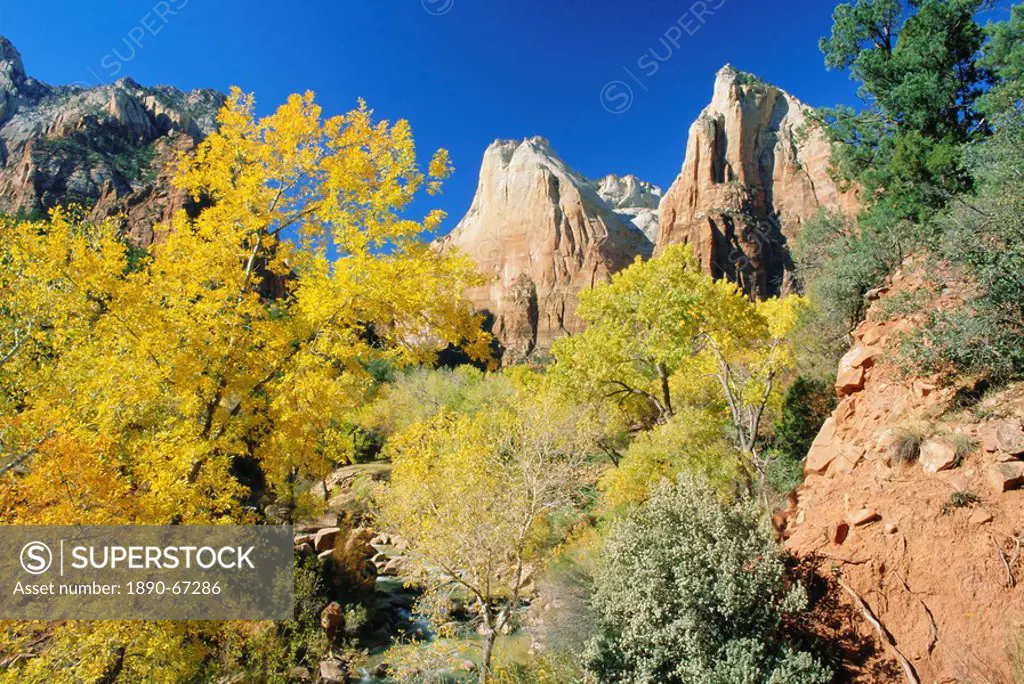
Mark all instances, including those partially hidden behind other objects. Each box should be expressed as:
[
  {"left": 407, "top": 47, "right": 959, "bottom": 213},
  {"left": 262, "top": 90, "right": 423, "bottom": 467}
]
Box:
[
  {"left": 782, "top": 264, "right": 1024, "bottom": 682},
  {"left": 89, "top": 133, "right": 211, "bottom": 247},
  {"left": 656, "top": 65, "right": 857, "bottom": 298},
  {"left": 437, "top": 137, "right": 653, "bottom": 362}
]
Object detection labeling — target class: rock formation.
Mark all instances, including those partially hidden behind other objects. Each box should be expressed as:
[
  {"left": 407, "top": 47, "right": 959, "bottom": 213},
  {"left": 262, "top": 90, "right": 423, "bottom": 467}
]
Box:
[
  {"left": 591, "top": 173, "right": 663, "bottom": 242},
  {"left": 0, "top": 37, "right": 223, "bottom": 245},
  {"left": 657, "top": 65, "right": 857, "bottom": 298},
  {"left": 780, "top": 261, "right": 1024, "bottom": 682},
  {"left": 438, "top": 137, "right": 653, "bottom": 361}
]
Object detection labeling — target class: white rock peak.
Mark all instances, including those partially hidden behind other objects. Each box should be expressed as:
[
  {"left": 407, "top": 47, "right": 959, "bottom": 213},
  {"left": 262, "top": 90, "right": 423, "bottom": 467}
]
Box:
[
  {"left": 439, "top": 136, "right": 652, "bottom": 361},
  {"left": 591, "top": 173, "right": 664, "bottom": 242}
]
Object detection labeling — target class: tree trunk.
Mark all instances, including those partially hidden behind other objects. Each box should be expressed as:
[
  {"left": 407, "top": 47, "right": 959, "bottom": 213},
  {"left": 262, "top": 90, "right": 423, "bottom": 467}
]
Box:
[
  {"left": 97, "top": 646, "right": 126, "bottom": 683},
  {"left": 480, "top": 628, "right": 496, "bottom": 683},
  {"left": 657, "top": 362, "right": 673, "bottom": 420}
]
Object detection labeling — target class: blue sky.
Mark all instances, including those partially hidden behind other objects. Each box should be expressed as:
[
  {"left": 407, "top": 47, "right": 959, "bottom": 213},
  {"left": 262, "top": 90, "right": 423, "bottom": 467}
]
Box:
[{"left": 0, "top": 0, "right": 1013, "bottom": 235}]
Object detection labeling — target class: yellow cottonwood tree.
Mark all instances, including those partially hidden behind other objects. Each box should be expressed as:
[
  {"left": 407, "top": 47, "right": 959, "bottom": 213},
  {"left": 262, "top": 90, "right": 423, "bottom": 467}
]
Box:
[
  {"left": 377, "top": 385, "right": 598, "bottom": 683},
  {"left": 552, "top": 244, "right": 805, "bottom": 497},
  {"left": 0, "top": 89, "right": 490, "bottom": 681}
]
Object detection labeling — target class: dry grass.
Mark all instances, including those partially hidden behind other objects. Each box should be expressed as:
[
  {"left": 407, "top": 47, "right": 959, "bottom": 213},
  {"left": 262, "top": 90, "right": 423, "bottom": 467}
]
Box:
[{"left": 890, "top": 427, "right": 925, "bottom": 464}]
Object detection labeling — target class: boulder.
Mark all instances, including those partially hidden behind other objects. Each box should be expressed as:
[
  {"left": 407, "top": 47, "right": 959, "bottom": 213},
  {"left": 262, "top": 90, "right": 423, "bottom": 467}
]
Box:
[
  {"left": 313, "top": 527, "right": 340, "bottom": 553},
  {"left": 805, "top": 418, "right": 840, "bottom": 475},
  {"left": 987, "top": 462, "right": 1024, "bottom": 492},
  {"left": 919, "top": 440, "right": 958, "bottom": 473},
  {"left": 836, "top": 345, "right": 875, "bottom": 396},
  {"left": 969, "top": 509, "right": 994, "bottom": 525},
  {"left": 860, "top": 324, "right": 888, "bottom": 347},
  {"left": 845, "top": 345, "right": 879, "bottom": 370},
  {"left": 836, "top": 366, "right": 866, "bottom": 396},
  {"left": 835, "top": 445, "right": 866, "bottom": 474},
  {"left": 320, "top": 601, "right": 343, "bottom": 633},
  {"left": 318, "top": 660, "right": 347, "bottom": 684},
  {"left": 864, "top": 287, "right": 889, "bottom": 301},
  {"left": 381, "top": 558, "right": 404, "bottom": 576},
  {"left": 995, "top": 419, "right": 1024, "bottom": 457},
  {"left": 847, "top": 508, "right": 880, "bottom": 526}
]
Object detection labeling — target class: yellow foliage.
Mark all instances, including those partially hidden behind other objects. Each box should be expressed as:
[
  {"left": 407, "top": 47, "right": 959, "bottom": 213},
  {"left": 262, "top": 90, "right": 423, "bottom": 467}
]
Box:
[
  {"left": 376, "top": 385, "right": 598, "bottom": 677},
  {"left": 551, "top": 244, "right": 806, "bottom": 496},
  {"left": 599, "top": 408, "right": 740, "bottom": 510},
  {"left": 0, "top": 89, "right": 490, "bottom": 680}
]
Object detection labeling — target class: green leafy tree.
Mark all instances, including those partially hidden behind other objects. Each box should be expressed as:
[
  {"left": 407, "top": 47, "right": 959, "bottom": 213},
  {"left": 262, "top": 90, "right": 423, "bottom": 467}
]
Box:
[
  {"left": 584, "top": 475, "right": 830, "bottom": 684},
  {"left": 819, "top": 0, "right": 991, "bottom": 224},
  {"left": 799, "top": 1, "right": 1002, "bottom": 358},
  {"left": 978, "top": 3, "right": 1024, "bottom": 115},
  {"left": 552, "top": 246, "right": 805, "bottom": 493}
]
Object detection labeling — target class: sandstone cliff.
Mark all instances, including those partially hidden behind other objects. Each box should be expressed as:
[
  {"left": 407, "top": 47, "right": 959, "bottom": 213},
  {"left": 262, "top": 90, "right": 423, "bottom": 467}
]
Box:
[
  {"left": 438, "top": 137, "right": 653, "bottom": 361},
  {"left": 779, "top": 262, "right": 1024, "bottom": 682},
  {"left": 0, "top": 37, "right": 223, "bottom": 244},
  {"left": 591, "top": 173, "right": 663, "bottom": 243},
  {"left": 657, "top": 65, "right": 856, "bottom": 298}
]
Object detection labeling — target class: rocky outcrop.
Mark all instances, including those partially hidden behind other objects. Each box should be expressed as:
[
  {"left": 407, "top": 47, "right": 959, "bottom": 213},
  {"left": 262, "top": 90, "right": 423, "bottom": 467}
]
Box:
[
  {"left": 781, "top": 263, "right": 1024, "bottom": 682},
  {"left": 87, "top": 133, "right": 209, "bottom": 246},
  {"left": 591, "top": 173, "right": 663, "bottom": 242},
  {"left": 438, "top": 137, "right": 652, "bottom": 361},
  {"left": 657, "top": 65, "right": 856, "bottom": 298},
  {"left": 0, "top": 37, "right": 223, "bottom": 245}
]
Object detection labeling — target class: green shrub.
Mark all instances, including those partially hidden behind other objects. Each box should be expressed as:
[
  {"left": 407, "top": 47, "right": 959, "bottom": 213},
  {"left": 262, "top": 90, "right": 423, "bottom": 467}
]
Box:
[
  {"left": 873, "top": 287, "right": 930, "bottom": 321},
  {"left": 761, "top": 377, "right": 837, "bottom": 506},
  {"left": 793, "top": 210, "right": 901, "bottom": 336},
  {"left": 941, "top": 490, "right": 981, "bottom": 515},
  {"left": 771, "top": 377, "right": 837, "bottom": 465},
  {"left": 901, "top": 103, "right": 1024, "bottom": 382},
  {"left": 584, "top": 475, "right": 830, "bottom": 684},
  {"left": 762, "top": 447, "right": 805, "bottom": 506}
]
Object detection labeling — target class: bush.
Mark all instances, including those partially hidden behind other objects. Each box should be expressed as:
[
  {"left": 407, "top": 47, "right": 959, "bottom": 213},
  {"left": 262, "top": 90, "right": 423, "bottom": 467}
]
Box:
[
  {"left": 792, "top": 209, "right": 899, "bottom": 340},
  {"left": 584, "top": 475, "right": 830, "bottom": 684},
  {"left": 771, "top": 377, "right": 837, "bottom": 466},
  {"left": 941, "top": 490, "right": 981, "bottom": 515},
  {"left": 762, "top": 447, "right": 805, "bottom": 507},
  {"left": 890, "top": 428, "right": 924, "bottom": 464},
  {"left": 902, "top": 103, "right": 1024, "bottom": 382}
]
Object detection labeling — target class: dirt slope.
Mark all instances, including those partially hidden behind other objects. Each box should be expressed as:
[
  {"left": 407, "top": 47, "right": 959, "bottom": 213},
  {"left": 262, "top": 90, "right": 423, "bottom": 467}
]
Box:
[{"left": 781, "top": 265, "right": 1024, "bottom": 683}]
